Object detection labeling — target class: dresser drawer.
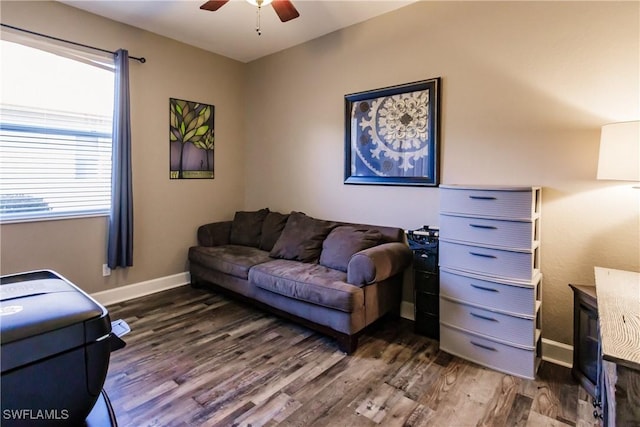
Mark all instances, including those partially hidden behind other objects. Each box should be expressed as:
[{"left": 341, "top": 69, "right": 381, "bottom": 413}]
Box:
[
  {"left": 416, "top": 291, "right": 439, "bottom": 315},
  {"left": 440, "top": 268, "right": 539, "bottom": 316},
  {"left": 413, "top": 249, "right": 438, "bottom": 272},
  {"left": 415, "top": 270, "right": 438, "bottom": 294},
  {"left": 440, "top": 323, "right": 537, "bottom": 379},
  {"left": 440, "top": 297, "right": 535, "bottom": 346},
  {"left": 415, "top": 312, "right": 439, "bottom": 340},
  {"left": 439, "top": 241, "right": 539, "bottom": 281},
  {"left": 439, "top": 214, "right": 537, "bottom": 250},
  {"left": 440, "top": 186, "right": 540, "bottom": 220}
]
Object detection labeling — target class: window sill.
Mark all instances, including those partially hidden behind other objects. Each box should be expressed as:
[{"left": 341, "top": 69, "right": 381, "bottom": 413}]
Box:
[{"left": 0, "top": 211, "right": 109, "bottom": 225}]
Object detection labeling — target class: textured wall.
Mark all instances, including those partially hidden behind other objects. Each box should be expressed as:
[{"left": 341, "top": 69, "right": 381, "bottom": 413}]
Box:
[
  {"left": 1, "top": 1, "right": 638, "bottom": 345},
  {"left": 0, "top": 1, "right": 247, "bottom": 293},
  {"left": 244, "top": 1, "right": 640, "bottom": 345}
]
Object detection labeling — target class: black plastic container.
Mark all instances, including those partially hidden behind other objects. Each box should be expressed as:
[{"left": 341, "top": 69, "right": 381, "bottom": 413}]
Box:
[{"left": 1, "top": 270, "right": 113, "bottom": 426}]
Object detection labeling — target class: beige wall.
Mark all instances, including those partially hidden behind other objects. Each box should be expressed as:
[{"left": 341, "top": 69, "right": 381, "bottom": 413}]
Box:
[
  {"left": 244, "top": 1, "right": 640, "bottom": 344},
  {"left": 0, "top": 1, "right": 638, "bottom": 346},
  {"left": 0, "top": 1, "right": 247, "bottom": 293}
]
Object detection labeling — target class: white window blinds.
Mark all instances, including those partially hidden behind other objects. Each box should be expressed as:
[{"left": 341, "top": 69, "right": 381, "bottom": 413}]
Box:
[{"left": 0, "top": 36, "right": 115, "bottom": 222}]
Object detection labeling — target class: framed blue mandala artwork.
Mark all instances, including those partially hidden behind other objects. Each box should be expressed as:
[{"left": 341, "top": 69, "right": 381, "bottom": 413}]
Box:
[{"left": 344, "top": 78, "right": 441, "bottom": 186}]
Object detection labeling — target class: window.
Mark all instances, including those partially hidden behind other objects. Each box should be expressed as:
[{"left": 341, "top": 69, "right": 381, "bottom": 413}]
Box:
[{"left": 0, "top": 37, "right": 114, "bottom": 223}]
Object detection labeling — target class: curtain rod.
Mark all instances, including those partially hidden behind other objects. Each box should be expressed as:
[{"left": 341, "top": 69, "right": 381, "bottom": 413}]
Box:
[{"left": 0, "top": 23, "right": 146, "bottom": 63}]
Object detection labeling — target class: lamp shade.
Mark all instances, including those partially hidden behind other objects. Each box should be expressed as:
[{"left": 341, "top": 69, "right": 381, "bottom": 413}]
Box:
[{"left": 597, "top": 121, "right": 640, "bottom": 181}]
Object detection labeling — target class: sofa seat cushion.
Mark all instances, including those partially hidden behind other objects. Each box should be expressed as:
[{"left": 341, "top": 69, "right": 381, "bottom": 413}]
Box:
[
  {"left": 189, "top": 245, "right": 272, "bottom": 279},
  {"left": 249, "top": 260, "right": 363, "bottom": 313}
]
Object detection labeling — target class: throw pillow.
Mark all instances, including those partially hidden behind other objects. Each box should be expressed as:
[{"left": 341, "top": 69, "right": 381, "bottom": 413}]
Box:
[
  {"left": 259, "top": 211, "right": 290, "bottom": 251},
  {"left": 229, "top": 208, "right": 269, "bottom": 248},
  {"left": 269, "top": 212, "right": 336, "bottom": 262},
  {"left": 319, "top": 226, "right": 382, "bottom": 272}
]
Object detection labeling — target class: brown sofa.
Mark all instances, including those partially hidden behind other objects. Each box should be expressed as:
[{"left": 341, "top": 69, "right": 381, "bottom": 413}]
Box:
[{"left": 188, "top": 209, "right": 412, "bottom": 353}]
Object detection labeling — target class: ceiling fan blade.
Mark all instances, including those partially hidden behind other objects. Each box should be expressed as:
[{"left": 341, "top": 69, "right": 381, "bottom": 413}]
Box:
[
  {"left": 200, "top": 0, "right": 230, "bottom": 11},
  {"left": 272, "top": 0, "right": 300, "bottom": 22}
]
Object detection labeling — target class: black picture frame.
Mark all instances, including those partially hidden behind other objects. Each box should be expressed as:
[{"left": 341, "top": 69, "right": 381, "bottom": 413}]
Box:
[{"left": 344, "top": 78, "right": 441, "bottom": 187}]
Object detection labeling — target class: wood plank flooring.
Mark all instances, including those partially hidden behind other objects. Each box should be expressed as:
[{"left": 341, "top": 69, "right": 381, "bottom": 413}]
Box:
[{"left": 104, "top": 285, "right": 601, "bottom": 427}]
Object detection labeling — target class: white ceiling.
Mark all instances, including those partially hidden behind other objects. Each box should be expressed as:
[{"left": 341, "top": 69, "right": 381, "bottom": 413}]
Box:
[{"left": 59, "top": 0, "right": 416, "bottom": 63}]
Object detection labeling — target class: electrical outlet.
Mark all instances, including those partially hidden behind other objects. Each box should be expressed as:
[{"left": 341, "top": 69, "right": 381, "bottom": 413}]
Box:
[{"left": 102, "top": 264, "right": 111, "bottom": 277}]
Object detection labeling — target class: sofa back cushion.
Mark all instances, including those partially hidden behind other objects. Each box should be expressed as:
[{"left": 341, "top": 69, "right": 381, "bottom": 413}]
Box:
[
  {"left": 339, "top": 222, "right": 405, "bottom": 244},
  {"left": 259, "top": 211, "right": 290, "bottom": 251},
  {"left": 269, "top": 211, "right": 336, "bottom": 262},
  {"left": 229, "top": 208, "right": 269, "bottom": 247},
  {"left": 319, "top": 226, "right": 382, "bottom": 272}
]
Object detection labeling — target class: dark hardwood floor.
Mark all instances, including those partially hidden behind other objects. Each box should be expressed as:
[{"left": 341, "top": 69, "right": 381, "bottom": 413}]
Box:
[{"left": 104, "top": 286, "right": 600, "bottom": 427}]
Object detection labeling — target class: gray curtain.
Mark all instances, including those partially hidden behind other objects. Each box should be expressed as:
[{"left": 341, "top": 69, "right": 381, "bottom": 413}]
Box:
[{"left": 107, "top": 49, "right": 133, "bottom": 269}]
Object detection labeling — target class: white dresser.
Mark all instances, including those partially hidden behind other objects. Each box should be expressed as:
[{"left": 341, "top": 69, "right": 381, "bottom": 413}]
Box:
[{"left": 438, "top": 185, "right": 542, "bottom": 379}]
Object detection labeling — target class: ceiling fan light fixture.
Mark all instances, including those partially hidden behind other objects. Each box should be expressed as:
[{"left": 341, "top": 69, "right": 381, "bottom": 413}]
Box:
[
  {"left": 246, "top": 0, "right": 273, "bottom": 7},
  {"left": 200, "top": 0, "right": 299, "bottom": 35},
  {"left": 247, "top": 0, "right": 273, "bottom": 36}
]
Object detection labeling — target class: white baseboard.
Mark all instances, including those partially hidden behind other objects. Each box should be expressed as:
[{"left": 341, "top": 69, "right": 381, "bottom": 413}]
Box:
[
  {"left": 91, "top": 272, "right": 190, "bottom": 306},
  {"left": 399, "top": 302, "right": 573, "bottom": 368},
  {"left": 400, "top": 301, "right": 415, "bottom": 321},
  {"left": 541, "top": 338, "right": 573, "bottom": 368}
]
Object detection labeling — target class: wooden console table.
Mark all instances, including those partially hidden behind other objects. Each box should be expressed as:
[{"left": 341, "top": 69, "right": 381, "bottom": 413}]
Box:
[{"left": 595, "top": 267, "right": 640, "bottom": 426}]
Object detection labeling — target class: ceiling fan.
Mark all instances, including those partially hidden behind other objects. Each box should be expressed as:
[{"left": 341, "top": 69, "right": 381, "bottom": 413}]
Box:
[{"left": 200, "top": 0, "right": 300, "bottom": 35}]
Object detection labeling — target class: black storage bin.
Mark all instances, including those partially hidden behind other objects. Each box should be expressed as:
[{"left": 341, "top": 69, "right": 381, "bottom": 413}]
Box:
[
  {"left": 407, "top": 227, "right": 440, "bottom": 340},
  {"left": 1, "top": 270, "right": 115, "bottom": 426}
]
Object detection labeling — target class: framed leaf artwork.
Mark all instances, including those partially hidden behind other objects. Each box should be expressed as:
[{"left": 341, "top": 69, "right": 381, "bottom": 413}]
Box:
[{"left": 169, "top": 98, "right": 215, "bottom": 179}]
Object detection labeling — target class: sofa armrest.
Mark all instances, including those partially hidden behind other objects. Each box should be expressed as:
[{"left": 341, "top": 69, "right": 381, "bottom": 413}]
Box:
[
  {"left": 197, "top": 221, "right": 232, "bottom": 247},
  {"left": 347, "top": 242, "right": 412, "bottom": 286}
]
